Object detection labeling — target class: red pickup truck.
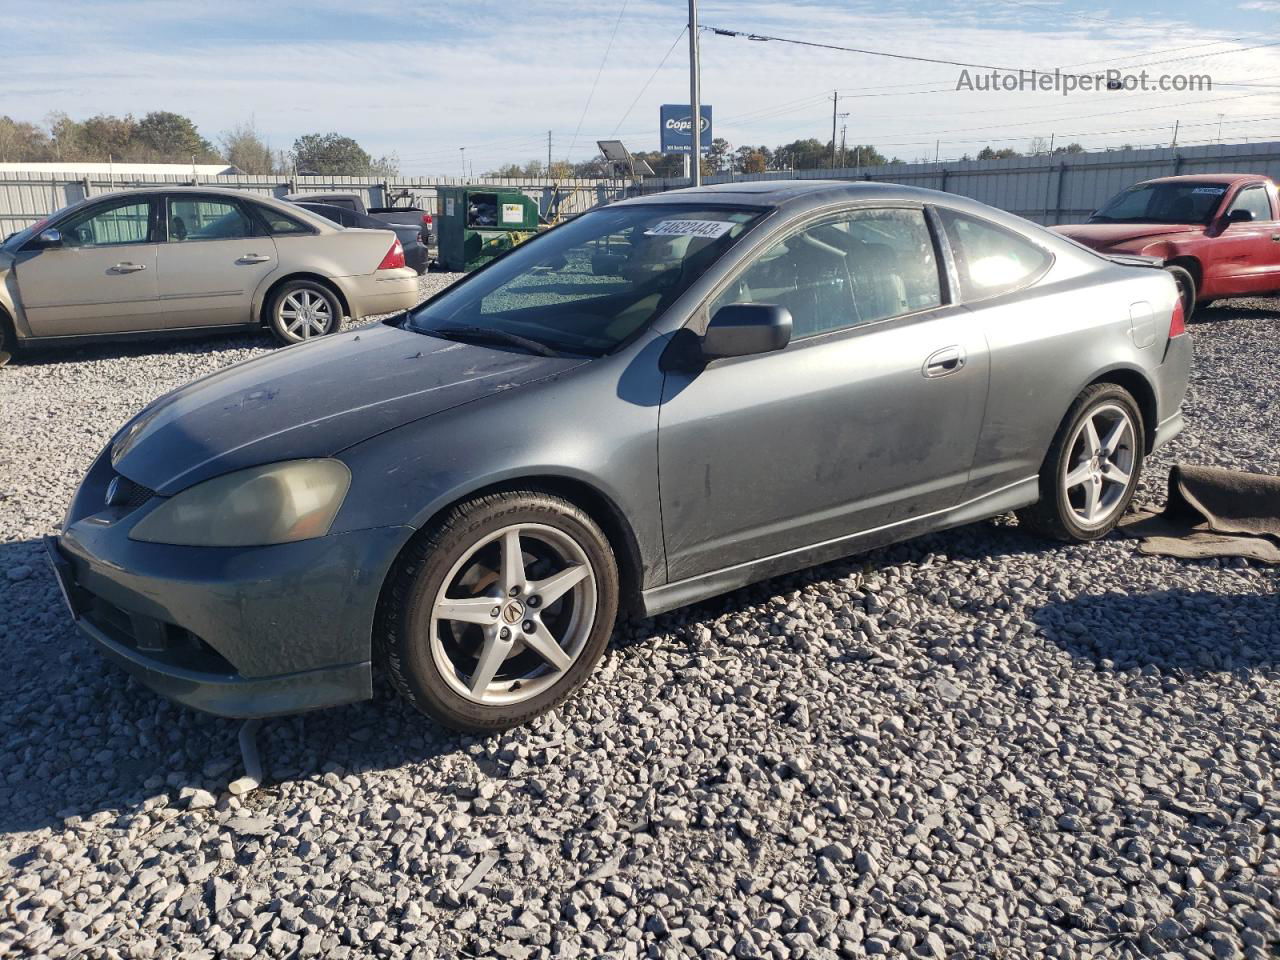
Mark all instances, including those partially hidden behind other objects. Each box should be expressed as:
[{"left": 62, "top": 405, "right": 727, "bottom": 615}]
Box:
[{"left": 1053, "top": 174, "right": 1280, "bottom": 319}]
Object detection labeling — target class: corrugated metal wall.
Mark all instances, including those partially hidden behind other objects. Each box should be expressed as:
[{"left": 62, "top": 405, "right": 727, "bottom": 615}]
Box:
[
  {"left": 2, "top": 140, "right": 1278, "bottom": 233},
  {"left": 0, "top": 173, "right": 629, "bottom": 233},
  {"left": 647, "top": 140, "right": 1280, "bottom": 225}
]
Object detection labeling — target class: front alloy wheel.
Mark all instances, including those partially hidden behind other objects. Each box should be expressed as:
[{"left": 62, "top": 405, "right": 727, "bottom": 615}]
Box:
[
  {"left": 379, "top": 490, "right": 619, "bottom": 732},
  {"left": 430, "top": 524, "right": 597, "bottom": 705}
]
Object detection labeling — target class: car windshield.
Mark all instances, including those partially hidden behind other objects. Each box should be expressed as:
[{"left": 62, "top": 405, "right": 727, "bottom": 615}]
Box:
[
  {"left": 403, "top": 204, "right": 764, "bottom": 356},
  {"left": 1090, "top": 182, "right": 1227, "bottom": 224}
]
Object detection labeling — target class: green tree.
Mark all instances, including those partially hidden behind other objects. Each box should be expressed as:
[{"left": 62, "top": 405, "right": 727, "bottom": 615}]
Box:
[
  {"left": 290, "top": 132, "right": 373, "bottom": 175},
  {"left": 706, "top": 137, "right": 731, "bottom": 172},
  {"left": 134, "top": 111, "right": 215, "bottom": 161},
  {"left": 976, "top": 145, "right": 1021, "bottom": 160},
  {"left": 78, "top": 114, "right": 138, "bottom": 161},
  {"left": 845, "top": 144, "right": 888, "bottom": 167},
  {"left": 0, "top": 116, "right": 51, "bottom": 161}
]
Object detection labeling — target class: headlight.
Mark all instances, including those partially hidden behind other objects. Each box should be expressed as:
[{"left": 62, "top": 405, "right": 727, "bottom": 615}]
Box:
[{"left": 129, "top": 460, "right": 351, "bottom": 547}]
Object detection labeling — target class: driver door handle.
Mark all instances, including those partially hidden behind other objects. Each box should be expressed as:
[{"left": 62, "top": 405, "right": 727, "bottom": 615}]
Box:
[
  {"left": 237, "top": 254, "right": 272, "bottom": 264},
  {"left": 923, "top": 346, "right": 966, "bottom": 378},
  {"left": 111, "top": 262, "right": 147, "bottom": 273}
]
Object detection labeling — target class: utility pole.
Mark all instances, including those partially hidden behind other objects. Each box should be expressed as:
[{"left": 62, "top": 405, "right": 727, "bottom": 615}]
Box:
[
  {"left": 831, "top": 91, "right": 839, "bottom": 168},
  {"left": 547, "top": 131, "right": 552, "bottom": 174},
  {"left": 1171, "top": 119, "right": 1179, "bottom": 147},
  {"left": 1216, "top": 113, "right": 1224, "bottom": 143},
  {"left": 688, "top": 0, "right": 701, "bottom": 186},
  {"left": 840, "top": 125, "right": 848, "bottom": 169},
  {"left": 934, "top": 139, "right": 940, "bottom": 164},
  {"left": 460, "top": 147, "right": 466, "bottom": 179}
]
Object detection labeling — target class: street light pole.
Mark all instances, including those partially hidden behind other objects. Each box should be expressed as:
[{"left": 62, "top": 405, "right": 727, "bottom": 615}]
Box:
[{"left": 688, "top": 0, "right": 701, "bottom": 186}]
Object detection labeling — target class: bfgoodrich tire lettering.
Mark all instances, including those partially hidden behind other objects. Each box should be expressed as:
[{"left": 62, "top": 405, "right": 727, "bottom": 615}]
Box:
[
  {"left": 377, "top": 490, "right": 619, "bottom": 732},
  {"left": 1017, "top": 383, "right": 1145, "bottom": 542}
]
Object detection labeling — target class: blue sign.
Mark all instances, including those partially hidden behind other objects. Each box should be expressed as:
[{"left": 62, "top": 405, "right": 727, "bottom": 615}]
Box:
[{"left": 660, "top": 105, "right": 713, "bottom": 154}]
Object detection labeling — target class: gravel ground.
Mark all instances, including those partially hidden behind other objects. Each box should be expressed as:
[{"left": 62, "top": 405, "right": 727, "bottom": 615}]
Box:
[{"left": 1, "top": 285, "right": 1277, "bottom": 960}]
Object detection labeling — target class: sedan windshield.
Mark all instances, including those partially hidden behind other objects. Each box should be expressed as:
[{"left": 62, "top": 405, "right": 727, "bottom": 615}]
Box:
[
  {"left": 404, "top": 204, "right": 763, "bottom": 355},
  {"left": 1090, "top": 182, "right": 1227, "bottom": 224}
]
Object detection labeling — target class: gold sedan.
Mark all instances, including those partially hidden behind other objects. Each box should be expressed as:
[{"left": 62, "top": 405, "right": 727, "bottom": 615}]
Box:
[{"left": 0, "top": 186, "right": 420, "bottom": 361}]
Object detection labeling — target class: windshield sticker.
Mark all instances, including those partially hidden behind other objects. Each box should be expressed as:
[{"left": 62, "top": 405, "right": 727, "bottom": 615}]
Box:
[
  {"left": 644, "top": 219, "right": 735, "bottom": 239},
  {"left": 1191, "top": 186, "right": 1226, "bottom": 194}
]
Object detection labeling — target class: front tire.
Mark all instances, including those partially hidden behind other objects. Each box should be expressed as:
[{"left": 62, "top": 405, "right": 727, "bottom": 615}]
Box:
[
  {"left": 1017, "top": 384, "right": 1145, "bottom": 542},
  {"left": 377, "top": 490, "right": 619, "bottom": 732},
  {"left": 266, "top": 280, "right": 343, "bottom": 345}
]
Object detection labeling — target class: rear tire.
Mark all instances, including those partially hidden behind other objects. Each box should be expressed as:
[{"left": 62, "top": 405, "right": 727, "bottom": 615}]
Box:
[
  {"left": 0, "top": 310, "right": 15, "bottom": 368},
  {"left": 266, "top": 280, "right": 343, "bottom": 345},
  {"left": 1165, "top": 264, "right": 1196, "bottom": 322},
  {"left": 1017, "top": 384, "right": 1145, "bottom": 542},
  {"left": 377, "top": 490, "right": 619, "bottom": 733}
]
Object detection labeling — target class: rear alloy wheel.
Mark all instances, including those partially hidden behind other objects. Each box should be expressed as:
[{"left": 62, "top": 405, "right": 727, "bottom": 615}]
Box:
[
  {"left": 1017, "top": 384, "right": 1145, "bottom": 541},
  {"left": 1164, "top": 264, "right": 1196, "bottom": 323},
  {"left": 378, "top": 490, "right": 619, "bottom": 732},
  {"left": 267, "top": 280, "right": 342, "bottom": 345}
]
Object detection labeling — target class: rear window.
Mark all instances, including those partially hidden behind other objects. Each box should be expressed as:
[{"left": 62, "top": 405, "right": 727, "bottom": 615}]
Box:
[
  {"left": 261, "top": 207, "right": 314, "bottom": 235},
  {"left": 937, "top": 208, "right": 1052, "bottom": 301}
]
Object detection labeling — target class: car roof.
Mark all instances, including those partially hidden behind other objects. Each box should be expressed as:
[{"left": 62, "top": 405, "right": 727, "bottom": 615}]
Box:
[
  {"left": 1136, "top": 174, "right": 1272, "bottom": 186},
  {"left": 613, "top": 178, "right": 1040, "bottom": 229},
  {"left": 42, "top": 185, "right": 342, "bottom": 233}
]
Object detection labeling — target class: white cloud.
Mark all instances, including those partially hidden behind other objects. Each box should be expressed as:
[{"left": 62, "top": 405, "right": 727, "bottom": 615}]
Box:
[{"left": 0, "top": 0, "right": 1276, "bottom": 172}]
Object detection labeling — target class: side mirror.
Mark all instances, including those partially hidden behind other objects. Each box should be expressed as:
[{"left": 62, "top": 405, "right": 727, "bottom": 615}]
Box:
[
  {"left": 701, "top": 303, "right": 792, "bottom": 360},
  {"left": 1226, "top": 208, "right": 1254, "bottom": 224},
  {"left": 34, "top": 228, "right": 63, "bottom": 248}
]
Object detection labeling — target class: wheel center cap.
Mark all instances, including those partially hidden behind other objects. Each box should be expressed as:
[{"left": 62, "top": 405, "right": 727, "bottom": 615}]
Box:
[{"left": 502, "top": 600, "right": 525, "bottom": 624}]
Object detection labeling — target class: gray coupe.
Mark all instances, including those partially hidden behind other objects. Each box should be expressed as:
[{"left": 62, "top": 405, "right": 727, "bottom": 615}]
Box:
[{"left": 49, "top": 181, "right": 1192, "bottom": 731}]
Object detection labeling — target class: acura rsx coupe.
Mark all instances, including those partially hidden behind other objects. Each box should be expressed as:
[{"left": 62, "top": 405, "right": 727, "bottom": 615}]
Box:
[{"left": 47, "top": 181, "right": 1192, "bottom": 732}]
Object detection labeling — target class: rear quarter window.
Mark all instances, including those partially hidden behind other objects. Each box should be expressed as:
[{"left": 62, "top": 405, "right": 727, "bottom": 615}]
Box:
[{"left": 936, "top": 208, "right": 1053, "bottom": 301}]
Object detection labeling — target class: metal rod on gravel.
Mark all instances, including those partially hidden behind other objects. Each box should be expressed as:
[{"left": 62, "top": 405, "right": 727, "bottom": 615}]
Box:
[{"left": 228, "top": 719, "right": 264, "bottom": 796}]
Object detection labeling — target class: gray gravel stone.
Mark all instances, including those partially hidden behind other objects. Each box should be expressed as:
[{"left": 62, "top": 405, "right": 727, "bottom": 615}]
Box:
[{"left": 0, "top": 287, "right": 1278, "bottom": 958}]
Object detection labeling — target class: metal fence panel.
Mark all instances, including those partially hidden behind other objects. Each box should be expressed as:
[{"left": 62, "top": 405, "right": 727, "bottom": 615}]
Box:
[{"left": 1, "top": 141, "right": 1278, "bottom": 233}]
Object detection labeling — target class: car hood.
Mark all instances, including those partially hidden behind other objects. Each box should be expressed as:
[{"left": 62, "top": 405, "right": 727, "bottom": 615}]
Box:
[
  {"left": 1051, "top": 222, "right": 1200, "bottom": 249},
  {"left": 110, "top": 322, "right": 586, "bottom": 495}
]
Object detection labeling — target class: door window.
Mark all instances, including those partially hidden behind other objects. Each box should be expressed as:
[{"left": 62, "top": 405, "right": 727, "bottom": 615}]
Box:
[
  {"left": 712, "top": 208, "right": 942, "bottom": 338},
  {"left": 1227, "top": 185, "right": 1273, "bottom": 222},
  {"left": 936, "top": 208, "right": 1052, "bottom": 301},
  {"left": 167, "top": 197, "right": 252, "bottom": 242},
  {"left": 58, "top": 199, "right": 152, "bottom": 247},
  {"left": 259, "top": 206, "right": 313, "bottom": 235}
]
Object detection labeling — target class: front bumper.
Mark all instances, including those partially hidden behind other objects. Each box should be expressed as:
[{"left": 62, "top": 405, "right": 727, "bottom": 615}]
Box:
[{"left": 47, "top": 495, "right": 414, "bottom": 717}]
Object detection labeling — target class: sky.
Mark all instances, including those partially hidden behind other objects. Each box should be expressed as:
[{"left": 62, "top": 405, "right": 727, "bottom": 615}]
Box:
[{"left": 2, "top": 0, "right": 1278, "bottom": 174}]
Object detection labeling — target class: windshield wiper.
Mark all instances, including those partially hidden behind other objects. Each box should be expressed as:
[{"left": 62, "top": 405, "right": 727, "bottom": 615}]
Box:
[{"left": 430, "top": 324, "right": 561, "bottom": 357}]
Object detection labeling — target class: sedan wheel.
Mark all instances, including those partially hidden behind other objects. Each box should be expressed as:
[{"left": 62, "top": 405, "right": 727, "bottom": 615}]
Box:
[
  {"left": 267, "top": 281, "right": 342, "bottom": 345},
  {"left": 1018, "top": 384, "right": 1145, "bottom": 541},
  {"left": 379, "top": 490, "right": 619, "bottom": 732}
]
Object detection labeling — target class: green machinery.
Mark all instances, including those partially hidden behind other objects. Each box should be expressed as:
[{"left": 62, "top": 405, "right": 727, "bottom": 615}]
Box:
[{"left": 435, "top": 186, "right": 540, "bottom": 272}]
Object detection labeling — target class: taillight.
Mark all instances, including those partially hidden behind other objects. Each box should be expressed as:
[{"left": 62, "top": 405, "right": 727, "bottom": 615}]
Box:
[
  {"left": 421, "top": 213, "right": 433, "bottom": 227},
  {"left": 377, "top": 238, "right": 405, "bottom": 270},
  {"left": 1168, "top": 297, "right": 1186, "bottom": 338}
]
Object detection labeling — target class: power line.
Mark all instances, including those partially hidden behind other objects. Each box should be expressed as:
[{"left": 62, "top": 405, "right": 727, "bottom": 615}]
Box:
[
  {"left": 702, "top": 25, "right": 1280, "bottom": 79},
  {"left": 613, "top": 25, "right": 687, "bottom": 136},
  {"left": 567, "top": 0, "right": 628, "bottom": 163}
]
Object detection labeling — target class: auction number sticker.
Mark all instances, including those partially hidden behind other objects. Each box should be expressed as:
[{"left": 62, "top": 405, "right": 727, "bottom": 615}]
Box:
[
  {"left": 1191, "top": 187, "right": 1226, "bottom": 194},
  {"left": 644, "top": 219, "right": 735, "bottom": 239}
]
